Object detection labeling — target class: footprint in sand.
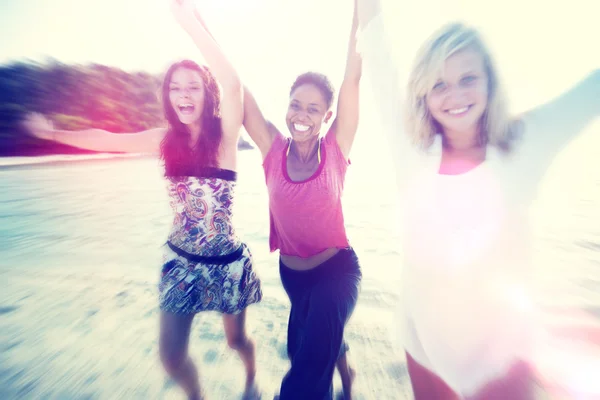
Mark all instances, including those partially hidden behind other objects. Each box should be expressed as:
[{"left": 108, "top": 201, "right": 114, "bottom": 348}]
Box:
[
  {"left": 115, "top": 291, "right": 131, "bottom": 308},
  {"left": 7, "top": 368, "right": 26, "bottom": 382},
  {"left": 386, "top": 362, "right": 408, "bottom": 381},
  {"left": 2, "top": 340, "right": 24, "bottom": 352},
  {"left": 204, "top": 349, "right": 219, "bottom": 363},
  {"left": 0, "top": 305, "right": 20, "bottom": 315},
  {"left": 163, "top": 377, "right": 176, "bottom": 389},
  {"left": 17, "top": 381, "right": 37, "bottom": 398},
  {"left": 144, "top": 307, "right": 158, "bottom": 318},
  {"left": 86, "top": 309, "right": 98, "bottom": 317},
  {"left": 198, "top": 326, "right": 224, "bottom": 342},
  {"left": 0, "top": 366, "right": 16, "bottom": 381},
  {"left": 277, "top": 343, "right": 288, "bottom": 360},
  {"left": 85, "top": 373, "right": 101, "bottom": 385}
]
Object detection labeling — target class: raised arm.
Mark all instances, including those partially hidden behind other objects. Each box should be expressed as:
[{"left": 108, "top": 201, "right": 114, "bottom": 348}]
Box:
[
  {"left": 242, "top": 86, "right": 280, "bottom": 159},
  {"left": 521, "top": 69, "right": 600, "bottom": 163},
  {"left": 357, "top": 0, "right": 421, "bottom": 188},
  {"left": 332, "top": 0, "right": 363, "bottom": 159},
  {"left": 169, "top": 0, "right": 243, "bottom": 146},
  {"left": 356, "top": 0, "right": 404, "bottom": 142},
  {"left": 23, "top": 113, "right": 166, "bottom": 153}
]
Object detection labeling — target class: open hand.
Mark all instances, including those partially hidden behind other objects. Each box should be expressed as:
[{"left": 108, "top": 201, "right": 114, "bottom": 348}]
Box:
[
  {"left": 356, "top": 0, "right": 382, "bottom": 27},
  {"left": 169, "top": 0, "right": 201, "bottom": 33},
  {"left": 22, "top": 112, "right": 54, "bottom": 140}
]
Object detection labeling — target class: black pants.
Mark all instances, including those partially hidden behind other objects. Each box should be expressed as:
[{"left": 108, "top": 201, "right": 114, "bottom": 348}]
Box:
[{"left": 278, "top": 248, "right": 362, "bottom": 400}]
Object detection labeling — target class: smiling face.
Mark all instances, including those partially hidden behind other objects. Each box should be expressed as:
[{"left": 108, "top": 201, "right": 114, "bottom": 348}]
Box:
[
  {"left": 425, "top": 48, "right": 489, "bottom": 144},
  {"left": 168, "top": 67, "right": 205, "bottom": 128},
  {"left": 286, "top": 83, "right": 332, "bottom": 143}
]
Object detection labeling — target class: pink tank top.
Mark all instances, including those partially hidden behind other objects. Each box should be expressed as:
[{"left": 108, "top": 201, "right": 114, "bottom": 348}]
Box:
[{"left": 263, "top": 129, "right": 351, "bottom": 257}]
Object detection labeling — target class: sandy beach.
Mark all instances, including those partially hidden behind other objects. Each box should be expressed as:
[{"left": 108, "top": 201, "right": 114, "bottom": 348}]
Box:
[
  {"left": 0, "top": 151, "right": 412, "bottom": 399},
  {"left": 0, "top": 257, "right": 411, "bottom": 399},
  {"left": 1, "top": 133, "right": 600, "bottom": 399}
]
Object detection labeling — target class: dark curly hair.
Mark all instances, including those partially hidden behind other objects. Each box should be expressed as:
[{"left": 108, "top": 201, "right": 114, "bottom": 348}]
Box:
[
  {"left": 290, "top": 72, "right": 335, "bottom": 109},
  {"left": 160, "top": 60, "right": 222, "bottom": 176}
]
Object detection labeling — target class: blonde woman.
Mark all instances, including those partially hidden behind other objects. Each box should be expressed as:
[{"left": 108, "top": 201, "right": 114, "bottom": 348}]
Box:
[{"left": 357, "top": 1, "right": 599, "bottom": 399}]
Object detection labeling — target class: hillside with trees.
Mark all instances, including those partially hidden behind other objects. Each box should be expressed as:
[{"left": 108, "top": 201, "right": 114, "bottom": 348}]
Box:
[{"left": 0, "top": 60, "right": 253, "bottom": 156}]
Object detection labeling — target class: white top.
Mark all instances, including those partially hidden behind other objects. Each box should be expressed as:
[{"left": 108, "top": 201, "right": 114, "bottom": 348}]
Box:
[{"left": 359, "top": 12, "right": 600, "bottom": 397}]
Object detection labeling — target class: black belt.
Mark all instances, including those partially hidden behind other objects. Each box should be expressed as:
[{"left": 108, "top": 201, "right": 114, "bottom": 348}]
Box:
[{"left": 166, "top": 241, "right": 244, "bottom": 265}]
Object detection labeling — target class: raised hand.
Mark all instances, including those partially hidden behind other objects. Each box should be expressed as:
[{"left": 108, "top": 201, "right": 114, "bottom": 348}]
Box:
[
  {"left": 169, "top": 0, "right": 202, "bottom": 33},
  {"left": 356, "top": 0, "right": 382, "bottom": 27},
  {"left": 22, "top": 112, "right": 54, "bottom": 140}
]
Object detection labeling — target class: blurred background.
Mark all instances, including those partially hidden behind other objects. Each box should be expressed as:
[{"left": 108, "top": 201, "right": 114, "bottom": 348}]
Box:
[{"left": 0, "top": 0, "right": 599, "bottom": 399}]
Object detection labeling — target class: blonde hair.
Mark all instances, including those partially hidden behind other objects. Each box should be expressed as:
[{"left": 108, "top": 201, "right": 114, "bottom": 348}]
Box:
[{"left": 405, "top": 22, "right": 518, "bottom": 152}]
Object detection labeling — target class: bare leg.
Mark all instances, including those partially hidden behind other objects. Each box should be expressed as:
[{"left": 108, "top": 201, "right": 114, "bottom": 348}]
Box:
[
  {"left": 336, "top": 352, "right": 356, "bottom": 399},
  {"left": 467, "top": 361, "right": 535, "bottom": 400},
  {"left": 223, "top": 310, "right": 258, "bottom": 395},
  {"left": 159, "top": 311, "right": 204, "bottom": 400},
  {"left": 406, "top": 351, "right": 459, "bottom": 400}
]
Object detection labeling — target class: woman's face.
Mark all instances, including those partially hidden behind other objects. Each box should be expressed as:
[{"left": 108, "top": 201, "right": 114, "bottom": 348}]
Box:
[
  {"left": 426, "top": 49, "right": 489, "bottom": 142},
  {"left": 168, "top": 67, "right": 205, "bottom": 126},
  {"left": 286, "top": 83, "right": 332, "bottom": 143}
]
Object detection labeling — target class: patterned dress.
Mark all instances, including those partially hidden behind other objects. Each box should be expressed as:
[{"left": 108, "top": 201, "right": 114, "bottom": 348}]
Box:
[{"left": 159, "top": 168, "right": 262, "bottom": 315}]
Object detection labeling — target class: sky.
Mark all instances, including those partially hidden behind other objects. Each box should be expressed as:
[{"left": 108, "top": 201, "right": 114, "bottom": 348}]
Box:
[{"left": 0, "top": 0, "right": 598, "bottom": 119}]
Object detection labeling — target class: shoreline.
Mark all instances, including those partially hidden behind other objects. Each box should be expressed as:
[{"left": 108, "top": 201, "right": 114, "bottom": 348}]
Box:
[
  {"left": 0, "top": 147, "right": 256, "bottom": 169},
  {"left": 0, "top": 152, "right": 158, "bottom": 169}
]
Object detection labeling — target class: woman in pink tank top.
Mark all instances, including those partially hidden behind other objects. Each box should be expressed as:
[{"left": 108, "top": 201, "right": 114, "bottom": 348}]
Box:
[{"left": 241, "top": 1, "right": 364, "bottom": 398}]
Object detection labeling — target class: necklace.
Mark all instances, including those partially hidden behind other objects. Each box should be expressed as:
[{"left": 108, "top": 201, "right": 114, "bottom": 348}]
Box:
[{"left": 286, "top": 137, "right": 321, "bottom": 164}]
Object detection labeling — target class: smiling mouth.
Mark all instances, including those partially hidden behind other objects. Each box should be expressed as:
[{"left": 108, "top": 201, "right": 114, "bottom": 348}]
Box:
[
  {"left": 293, "top": 123, "right": 311, "bottom": 132},
  {"left": 178, "top": 103, "right": 195, "bottom": 115},
  {"left": 446, "top": 105, "right": 472, "bottom": 116}
]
